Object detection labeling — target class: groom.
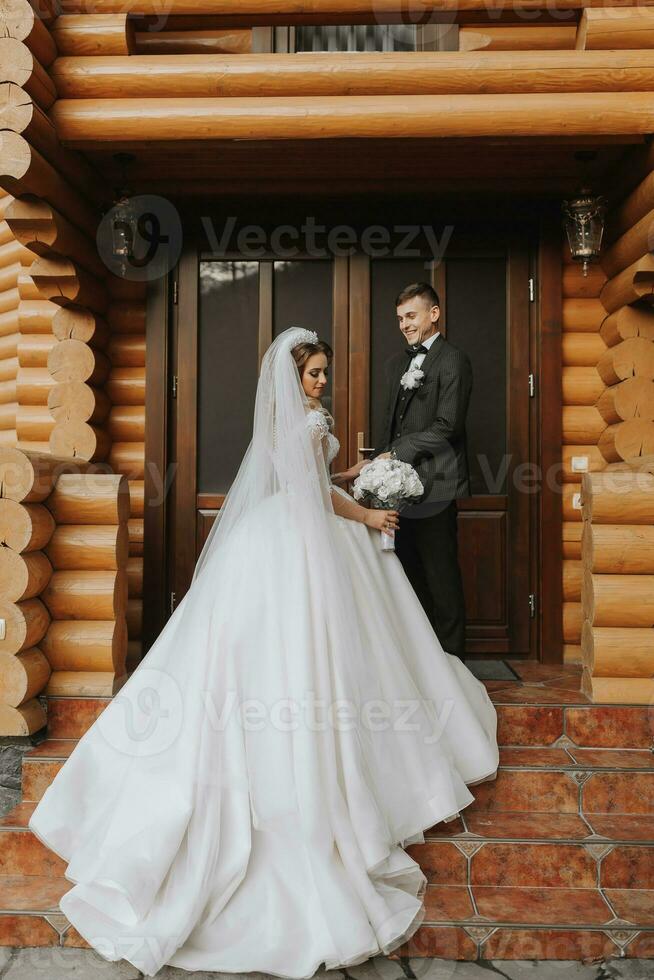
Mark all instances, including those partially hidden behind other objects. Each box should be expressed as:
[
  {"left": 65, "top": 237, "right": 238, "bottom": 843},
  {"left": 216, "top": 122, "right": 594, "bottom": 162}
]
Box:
[{"left": 337, "top": 282, "right": 472, "bottom": 660}]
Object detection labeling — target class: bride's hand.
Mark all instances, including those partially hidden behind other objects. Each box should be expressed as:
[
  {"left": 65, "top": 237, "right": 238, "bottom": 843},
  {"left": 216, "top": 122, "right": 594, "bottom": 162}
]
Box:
[{"left": 363, "top": 509, "right": 400, "bottom": 533}]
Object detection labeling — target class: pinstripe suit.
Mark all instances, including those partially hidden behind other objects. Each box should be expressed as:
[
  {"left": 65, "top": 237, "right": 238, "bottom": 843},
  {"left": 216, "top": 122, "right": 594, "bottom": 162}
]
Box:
[{"left": 374, "top": 333, "right": 472, "bottom": 658}]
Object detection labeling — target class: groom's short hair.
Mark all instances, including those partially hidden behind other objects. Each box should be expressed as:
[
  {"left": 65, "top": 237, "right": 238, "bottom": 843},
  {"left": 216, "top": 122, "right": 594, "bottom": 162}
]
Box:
[{"left": 395, "top": 282, "right": 440, "bottom": 310}]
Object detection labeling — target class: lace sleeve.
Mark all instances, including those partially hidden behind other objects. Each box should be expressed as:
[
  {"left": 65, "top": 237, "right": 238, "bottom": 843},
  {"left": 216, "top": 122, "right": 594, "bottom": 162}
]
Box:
[{"left": 305, "top": 409, "right": 330, "bottom": 441}]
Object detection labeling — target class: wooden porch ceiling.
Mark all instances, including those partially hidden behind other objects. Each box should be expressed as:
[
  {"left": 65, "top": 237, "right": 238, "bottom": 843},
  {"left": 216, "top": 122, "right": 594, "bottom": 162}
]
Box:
[{"left": 81, "top": 136, "right": 637, "bottom": 202}]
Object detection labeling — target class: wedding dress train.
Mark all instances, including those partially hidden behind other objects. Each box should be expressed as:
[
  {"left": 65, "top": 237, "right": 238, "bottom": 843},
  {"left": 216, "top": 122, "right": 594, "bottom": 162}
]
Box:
[{"left": 28, "top": 327, "right": 499, "bottom": 978}]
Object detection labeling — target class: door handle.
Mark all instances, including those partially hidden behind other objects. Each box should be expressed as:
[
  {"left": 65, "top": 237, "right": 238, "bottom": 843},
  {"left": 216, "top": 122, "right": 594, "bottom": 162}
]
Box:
[{"left": 357, "top": 431, "right": 376, "bottom": 460}]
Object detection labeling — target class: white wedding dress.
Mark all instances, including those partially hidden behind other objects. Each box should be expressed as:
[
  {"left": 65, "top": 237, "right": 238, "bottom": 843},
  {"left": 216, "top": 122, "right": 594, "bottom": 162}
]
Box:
[{"left": 28, "top": 327, "right": 499, "bottom": 978}]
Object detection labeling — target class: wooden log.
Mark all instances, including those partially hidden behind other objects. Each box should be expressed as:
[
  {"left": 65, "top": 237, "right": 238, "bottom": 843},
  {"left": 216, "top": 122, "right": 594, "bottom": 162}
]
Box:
[
  {"left": 0, "top": 499, "right": 54, "bottom": 550},
  {"left": 46, "top": 472, "right": 129, "bottom": 524},
  {"left": 563, "top": 262, "right": 606, "bottom": 299},
  {"left": 16, "top": 367, "right": 55, "bottom": 405},
  {"left": 127, "top": 480, "right": 143, "bottom": 517},
  {"left": 563, "top": 559, "right": 582, "bottom": 601},
  {"left": 106, "top": 365, "right": 145, "bottom": 403},
  {"left": 51, "top": 14, "right": 136, "bottom": 57},
  {"left": 597, "top": 337, "right": 654, "bottom": 385},
  {"left": 107, "top": 334, "right": 145, "bottom": 367},
  {"left": 0, "top": 133, "right": 99, "bottom": 240},
  {"left": 459, "top": 25, "right": 576, "bottom": 51},
  {"left": 16, "top": 299, "right": 55, "bottom": 332},
  {"left": 41, "top": 618, "right": 127, "bottom": 673},
  {"left": 127, "top": 554, "right": 142, "bottom": 596},
  {"left": 44, "top": 668, "right": 127, "bottom": 696},
  {"left": 581, "top": 668, "right": 654, "bottom": 704},
  {"left": 127, "top": 516, "right": 142, "bottom": 554},
  {"left": 6, "top": 195, "right": 108, "bottom": 280},
  {"left": 50, "top": 92, "right": 654, "bottom": 145},
  {"left": 562, "top": 406, "right": 606, "bottom": 444},
  {"left": 563, "top": 600, "right": 582, "bottom": 643},
  {"left": 0, "top": 548, "right": 51, "bottom": 601},
  {"left": 52, "top": 305, "right": 110, "bottom": 347},
  {"left": 563, "top": 297, "right": 605, "bottom": 333},
  {"left": 599, "top": 254, "right": 654, "bottom": 314},
  {"left": 563, "top": 644, "right": 582, "bottom": 664},
  {"left": 598, "top": 419, "right": 654, "bottom": 463},
  {"left": 49, "top": 50, "right": 654, "bottom": 98},
  {"left": 562, "top": 445, "right": 606, "bottom": 483},
  {"left": 583, "top": 569, "right": 654, "bottom": 626},
  {"left": 49, "top": 418, "right": 112, "bottom": 461},
  {"left": 29, "top": 255, "right": 108, "bottom": 313},
  {"left": 563, "top": 484, "right": 583, "bottom": 522},
  {"left": 562, "top": 366, "right": 604, "bottom": 405},
  {"left": 607, "top": 169, "right": 654, "bottom": 241},
  {"left": 1, "top": 0, "right": 57, "bottom": 66},
  {"left": 0, "top": 39, "right": 56, "bottom": 109},
  {"left": 0, "top": 597, "right": 49, "bottom": 654},
  {"left": 126, "top": 596, "right": 141, "bottom": 636},
  {"left": 48, "top": 381, "right": 111, "bottom": 424},
  {"left": 582, "top": 521, "right": 654, "bottom": 573},
  {"left": 108, "top": 405, "right": 144, "bottom": 441},
  {"left": 41, "top": 568, "right": 128, "bottom": 619},
  {"left": 582, "top": 621, "right": 654, "bottom": 677},
  {"left": 48, "top": 338, "right": 111, "bottom": 385},
  {"left": 576, "top": 8, "right": 654, "bottom": 51},
  {"left": 16, "top": 403, "right": 55, "bottom": 442},
  {"left": 0, "top": 647, "right": 50, "bottom": 706},
  {"left": 134, "top": 27, "right": 251, "bottom": 54},
  {"left": 606, "top": 453, "right": 654, "bottom": 474},
  {"left": 0, "top": 447, "right": 100, "bottom": 502},
  {"left": 600, "top": 305, "right": 654, "bottom": 347},
  {"left": 0, "top": 698, "right": 46, "bottom": 735},
  {"left": 18, "top": 333, "right": 57, "bottom": 368},
  {"left": 108, "top": 442, "right": 144, "bottom": 479},
  {"left": 597, "top": 377, "right": 654, "bottom": 423},
  {"left": 45, "top": 522, "right": 129, "bottom": 569},
  {"left": 106, "top": 300, "right": 145, "bottom": 334},
  {"left": 601, "top": 206, "right": 654, "bottom": 280},
  {"left": 581, "top": 470, "right": 654, "bottom": 523},
  {"left": 562, "top": 332, "right": 607, "bottom": 367}
]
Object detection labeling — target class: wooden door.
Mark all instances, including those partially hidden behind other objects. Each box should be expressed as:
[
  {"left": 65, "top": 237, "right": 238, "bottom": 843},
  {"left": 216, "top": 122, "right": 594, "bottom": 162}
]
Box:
[{"left": 347, "top": 238, "right": 534, "bottom": 656}]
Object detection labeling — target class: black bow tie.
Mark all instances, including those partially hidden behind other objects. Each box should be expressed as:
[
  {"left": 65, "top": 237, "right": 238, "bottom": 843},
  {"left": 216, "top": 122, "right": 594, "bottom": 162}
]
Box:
[{"left": 405, "top": 344, "right": 428, "bottom": 357}]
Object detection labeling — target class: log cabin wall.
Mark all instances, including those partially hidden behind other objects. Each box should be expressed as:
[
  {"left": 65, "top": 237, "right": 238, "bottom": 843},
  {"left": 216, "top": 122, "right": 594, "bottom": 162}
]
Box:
[{"left": 577, "top": 145, "right": 654, "bottom": 703}]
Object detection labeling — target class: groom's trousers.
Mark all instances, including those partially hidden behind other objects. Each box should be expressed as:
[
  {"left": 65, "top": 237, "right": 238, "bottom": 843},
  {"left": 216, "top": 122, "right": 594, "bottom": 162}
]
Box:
[{"left": 394, "top": 500, "right": 467, "bottom": 660}]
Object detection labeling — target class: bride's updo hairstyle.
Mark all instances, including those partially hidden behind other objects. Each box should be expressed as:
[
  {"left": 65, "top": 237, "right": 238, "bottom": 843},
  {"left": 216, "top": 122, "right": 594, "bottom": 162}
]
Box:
[{"left": 291, "top": 339, "right": 333, "bottom": 377}]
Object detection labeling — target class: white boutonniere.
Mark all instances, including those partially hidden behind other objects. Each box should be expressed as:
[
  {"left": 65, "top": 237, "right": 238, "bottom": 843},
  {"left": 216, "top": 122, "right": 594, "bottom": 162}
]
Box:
[{"left": 400, "top": 365, "right": 425, "bottom": 390}]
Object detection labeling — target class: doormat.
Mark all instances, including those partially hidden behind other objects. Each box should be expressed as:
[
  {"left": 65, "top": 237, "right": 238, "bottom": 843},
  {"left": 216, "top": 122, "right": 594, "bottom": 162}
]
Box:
[{"left": 464, "top": 659, "right": 520, "bottom": 681}]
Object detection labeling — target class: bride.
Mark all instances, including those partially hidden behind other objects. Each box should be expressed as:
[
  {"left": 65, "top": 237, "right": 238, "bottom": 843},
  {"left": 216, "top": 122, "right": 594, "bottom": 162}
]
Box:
[{"left": 28, "top": 326, "right": 499, "bottom": 978}]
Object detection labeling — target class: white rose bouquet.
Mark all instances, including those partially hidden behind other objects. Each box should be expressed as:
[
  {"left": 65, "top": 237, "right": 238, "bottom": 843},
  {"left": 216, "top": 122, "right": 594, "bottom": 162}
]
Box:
[{"left": 353, "top": 457, "right": 424, "bottom": 551}]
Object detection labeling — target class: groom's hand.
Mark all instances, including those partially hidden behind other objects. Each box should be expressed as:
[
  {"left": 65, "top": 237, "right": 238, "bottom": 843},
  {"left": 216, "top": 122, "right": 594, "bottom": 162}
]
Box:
[
  {"left": 376, "top": 452, "right": 392, "bottom": 460},
  {"left": 332, "top": 459, "right": 370, "bottom": 484}
]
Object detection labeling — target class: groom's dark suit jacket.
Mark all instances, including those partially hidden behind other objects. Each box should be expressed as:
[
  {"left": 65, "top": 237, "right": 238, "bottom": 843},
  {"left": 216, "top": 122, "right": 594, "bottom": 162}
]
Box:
[{"left": 376, "top": 334, "right": 473, "bottom": 512}]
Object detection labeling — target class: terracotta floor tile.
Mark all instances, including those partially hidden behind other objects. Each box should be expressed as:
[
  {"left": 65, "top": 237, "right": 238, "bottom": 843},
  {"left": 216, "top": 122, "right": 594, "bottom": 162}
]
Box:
[
  {"left": 424, "top": 817, "right": 466, "bottom": 838},
  {"left": 21, "top": 760, "right": 63, "bottom": 803},
  {"left": 491, "top": 685, "right": 589, "bottom": 705},
  {"left": 464, "top": 811, "right": 591, "bottom": 841},
  {"left": 398, "top": 924, "right": 477, "bottom": 959},
  {"left": 583, "top": 771, "right": 654, "bottom": 816},
  {"left": 469, "top": 770, "right": 578, "bottom": 813},
  {"left": 24, "top": 739, "right": 77, "bottom": 759},
  {"left": 604, "top": 888, "right": 654, "bottom": 925},
  {"left": 63, "top": 924, "right": 91, "bottom": 948},
  {"left": 586, "top": 814, "right": 654, "bottom": 841},
  {"left": 481, "top": 927, "right": 619, "bottom": 961},
  {"left": 601, "top": 845, "right": 654, "bottom": 889},
  {"left": 0, "top": 829, "right": 66, "bottom": 877},
  {"left": 510, "top": 663, "right": 575, "bottom": 684},
  {"left": 497, "top": 705, "right": 565, "bottom": 746},
  {"left": 0, "top": 802, "right": 35, "bottom": 828},
  {"left": 626, "top": 931, "right": 654, "bottom": 957},
  {"left": 0, "top": 913, "right": 60, "bottom": 946},
  {"left": 423, "top": 885, "right": 474, "bottom": 920},
  {"left": 568, "top": 748, "right": 654, "bottom": 770},
  {"left": 566, "top": 706, "right": 654, "bottom": 749},
  {"left": 471, "top": 842, "right": 597, "bottom": 888},
  {"left": 541, "top": 674, "right": 585, "bottom": 692},
  {"left": 482, "top": 681, "right": 520, "bottom": 693},
  {"left": 473, "top": 885, "right": 613, "bottom": 925},
  {"left": 0, "top": 874, "right": 71, "bottom": 911},
  {"left": 46, "top": 697, "right": 109, "bottom": 739},
  {"left": 499, "top": 747, "right": 573, "bottom": 768},
  {"left": 406, "top": 841, "right": 467, "bottom": 884}
]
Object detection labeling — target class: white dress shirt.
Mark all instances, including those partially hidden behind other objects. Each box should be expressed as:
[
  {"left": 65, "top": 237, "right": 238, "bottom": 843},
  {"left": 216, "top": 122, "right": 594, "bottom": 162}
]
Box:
[{"left": 408, "top": 330, "right": 441, "bottom": 372}]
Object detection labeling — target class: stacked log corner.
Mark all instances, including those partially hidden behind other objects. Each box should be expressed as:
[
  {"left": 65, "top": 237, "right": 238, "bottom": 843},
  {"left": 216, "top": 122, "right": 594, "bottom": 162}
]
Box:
[
  {"left": 561, "top": 244, "right": 608, "bottom": 664},
  {"left": 0, "top": 449, "right": 129, "bottom": 734},
  {"left": 580, "top": 468, "right": 654, "bottom": 704}
]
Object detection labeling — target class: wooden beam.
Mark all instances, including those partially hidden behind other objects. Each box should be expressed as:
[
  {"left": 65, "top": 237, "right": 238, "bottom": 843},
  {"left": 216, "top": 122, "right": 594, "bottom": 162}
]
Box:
[
  {"left": 1, "top": 0, "right": 58, "bottom": 65},
  {"left": 460, "top": 25, "right": 576, "bottom": 50},
  {"left": 51, "top": 93, "right": 654, "bottom": 144},
  {"left": 51, "top": 14, "right": 136, "bottom": 57},
  {"left": 577, "top": 8, "right": 654, "bottom": 50},
  {"left": 51, "top": 50, "right": 654, "bottom": 98},
  {"left": 0, "top": 39, "right": 56, "bottom": 109}
]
